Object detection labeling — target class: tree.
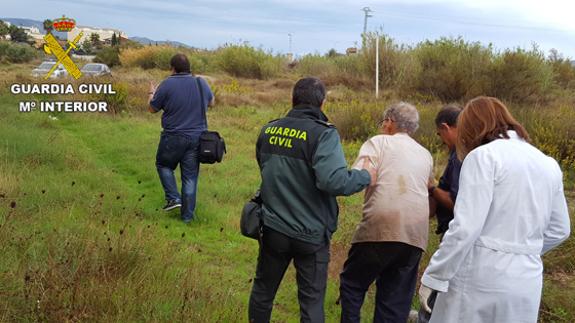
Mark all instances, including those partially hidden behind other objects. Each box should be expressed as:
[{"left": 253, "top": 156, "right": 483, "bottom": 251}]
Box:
[
  {"left": 82, "top": 39, "right": 93, "bottom": 54},
  {"left": 111, "top": 32, "right": 118, "bottom": 47},
  {"left": 90, "top": 32, "right": 102, "bottom": 49},
  {"left": 43, "top": 19, "right": 53, "bottom": 34},
  {"left": 95, "top": 46, "right": 120, "bottom": 66},
  {"left": 8, "top": 25, "right": 30, "bottom": 43},
  {"left": 326, "top": 48, "right": 339, "bottom": 58},
  {"left": 0, "top": 20, "right": 9, "bottom": 39}
]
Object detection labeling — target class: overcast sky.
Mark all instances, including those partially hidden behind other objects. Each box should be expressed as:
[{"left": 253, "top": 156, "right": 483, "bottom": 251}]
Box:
[{"left": 3, "top": 0, "right": 575, "bottom": 58}]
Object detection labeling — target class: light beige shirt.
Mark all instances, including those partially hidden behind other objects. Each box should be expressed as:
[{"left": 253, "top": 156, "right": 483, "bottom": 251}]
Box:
[{"left": 352, "top": 133, "right": 433, "bottom": 250}]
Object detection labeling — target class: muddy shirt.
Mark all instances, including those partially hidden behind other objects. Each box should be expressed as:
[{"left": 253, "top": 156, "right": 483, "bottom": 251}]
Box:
[{"left": 351, "top": 133, "right": 433, "bottom": 250}]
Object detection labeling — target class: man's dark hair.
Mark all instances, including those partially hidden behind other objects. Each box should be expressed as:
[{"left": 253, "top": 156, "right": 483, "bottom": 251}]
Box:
[
  {"left": 435, "top": 103, "right": 463, "bottom": 127},
  {"left": 170, "top": 53, "right": 191, "bottom": 74},
  {"left": 292, "top": 77, "right": 326, "bottom": 108}
]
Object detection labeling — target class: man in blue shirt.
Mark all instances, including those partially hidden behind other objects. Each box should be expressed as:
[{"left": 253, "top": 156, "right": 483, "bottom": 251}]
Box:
[{"left": 148, "top": 53, "right": 214, "bottom": 223}]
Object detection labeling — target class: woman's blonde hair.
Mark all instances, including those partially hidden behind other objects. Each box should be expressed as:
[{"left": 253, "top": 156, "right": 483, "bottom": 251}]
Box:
[{"left": 456, "top": 96, "right": 530, "bottom": 160}]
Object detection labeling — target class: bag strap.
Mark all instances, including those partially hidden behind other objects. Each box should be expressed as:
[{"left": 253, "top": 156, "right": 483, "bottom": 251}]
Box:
[{"left": 195, "top": 77, "right": 207, "bottom": 129}]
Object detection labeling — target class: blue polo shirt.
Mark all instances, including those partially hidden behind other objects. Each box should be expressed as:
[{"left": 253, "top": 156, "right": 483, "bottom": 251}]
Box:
[
  {"left": 150, "top": 73, "right": 213, "bottom": 137},
  {"left": 436, "top": 149, "right": 462, "bottom": 234}
]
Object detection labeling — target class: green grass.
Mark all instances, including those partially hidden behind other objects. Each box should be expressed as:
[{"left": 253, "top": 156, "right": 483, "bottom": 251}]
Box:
[{"left": 0, "top": 88, "right": 573, "bottom": 322}]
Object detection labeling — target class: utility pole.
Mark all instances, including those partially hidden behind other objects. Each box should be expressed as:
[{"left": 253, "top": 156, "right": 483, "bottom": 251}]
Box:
[
  {"left": 287, "top": 33, "right": 293, "bottom": 61},
  {"left": 375, "top": 38, "right": 379, "bottom": 99},
  {"left": 362, "top": 7, "right": 373, "bottom": 36}
]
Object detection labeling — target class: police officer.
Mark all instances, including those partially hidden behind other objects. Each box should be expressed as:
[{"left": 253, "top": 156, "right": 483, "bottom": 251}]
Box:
[{"left": 248, "top": 77, "right": 376, "bottom": 323}]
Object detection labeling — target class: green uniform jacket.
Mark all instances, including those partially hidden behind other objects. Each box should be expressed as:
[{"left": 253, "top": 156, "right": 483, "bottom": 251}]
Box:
[{"left": 256, "top": 105, "right": 371, "bottom": 245}]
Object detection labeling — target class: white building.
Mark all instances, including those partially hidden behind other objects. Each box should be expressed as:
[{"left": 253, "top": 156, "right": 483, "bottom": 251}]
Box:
[
  {"left": 1, "top": 22, "right": 43, "bottom": 42},
  {"left": 21, "top": 26, "right": 44, "bottom": 41},
  {"left": 67, "top": 25, "right": 126, "bottom": 44}
]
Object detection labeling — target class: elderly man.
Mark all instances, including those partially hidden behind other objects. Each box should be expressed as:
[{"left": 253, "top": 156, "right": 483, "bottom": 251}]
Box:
[{"left": 339, "top": 102, "right": 434, "bottom": 323}]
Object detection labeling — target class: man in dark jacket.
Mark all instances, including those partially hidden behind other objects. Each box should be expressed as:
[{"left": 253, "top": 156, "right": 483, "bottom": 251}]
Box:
[
  {"left": 248, "top": 77, "right": 376, "bottom": 323},
  {"left": 428, "top": 104, "right": 462, "bottom": 238},
  {"left": 418, "top": 104, "right": 462, "bottom": 323}
]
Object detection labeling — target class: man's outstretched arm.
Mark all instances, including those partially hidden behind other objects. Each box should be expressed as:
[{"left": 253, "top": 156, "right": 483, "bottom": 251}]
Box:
[{"left": 312, "top": 129, "right": 373, "bottom": 196}]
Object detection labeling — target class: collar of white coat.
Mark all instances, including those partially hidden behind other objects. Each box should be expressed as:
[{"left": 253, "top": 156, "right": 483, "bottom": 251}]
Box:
[{"left": 506, "top": 130, "right": 519, "bottom": 140}]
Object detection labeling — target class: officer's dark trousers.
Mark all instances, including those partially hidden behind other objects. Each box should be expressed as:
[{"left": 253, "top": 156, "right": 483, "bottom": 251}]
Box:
[
  {"left": 339, "top": 242, "right": 422, "bottom": 323},
  {"left": 248, "top": 226, "right": 329, "bottom": 323}
]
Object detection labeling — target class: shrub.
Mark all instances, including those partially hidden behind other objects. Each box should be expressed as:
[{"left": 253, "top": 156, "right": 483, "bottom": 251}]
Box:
[
  {"left": 361, "top": 34, "right": 415, "bottom": 91},
  {"left": 119, "top": 46, "right": 179, "bottom": 70},
  {"left": 296, "top": 54, "right": 369, "bottom": 88},
  {"left": 214, "top": 44, "right": 284, "bottom": 79},
  {"left": 0, "top": 41, "right": 37, "bottom": 63},
  {"left": 297, "top": 54, "right": 338, "bottom": 79},
  {"left": 94, "top": 47, "right": 121, "bottom": 67},
  {"left": 90, "top": 81, "right": 129, "bottom": 114},
  {"left": 188, "top": 50, "right": 215, "bottom": 74},
  {"left": 412, "top": 37, "right": 493, "bottom": 102},
  {"left": 489, "top": 47, "right": 554, "bottom": 103},
  {"left": 517, "top": 104, "right": 575, "bottom": 169},
  {"left": 548, "top": 50, "right": 575, "bottom": 89},
  {"left": 326, "top": 100, "right": 381, "bottom": 141}
]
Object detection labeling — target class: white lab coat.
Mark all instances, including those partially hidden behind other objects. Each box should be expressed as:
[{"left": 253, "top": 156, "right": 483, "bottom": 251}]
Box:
[{"left": 422, "top": 131, "right": 571, "bottom": 323}]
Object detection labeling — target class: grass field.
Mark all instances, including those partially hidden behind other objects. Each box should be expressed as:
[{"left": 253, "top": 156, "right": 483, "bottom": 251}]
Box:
[{"left": 0, "top": 66, "right": 573, "bottom": 322}]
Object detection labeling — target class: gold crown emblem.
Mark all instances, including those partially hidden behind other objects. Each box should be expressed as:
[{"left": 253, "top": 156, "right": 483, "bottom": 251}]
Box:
[{"left": 53, "top": 15, "right": 76, "bottom": 32}]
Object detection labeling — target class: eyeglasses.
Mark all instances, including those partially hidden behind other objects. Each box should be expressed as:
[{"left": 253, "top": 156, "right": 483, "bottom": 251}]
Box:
[{"left": 379, "top": 117, "right": 393, "bottom": 127}]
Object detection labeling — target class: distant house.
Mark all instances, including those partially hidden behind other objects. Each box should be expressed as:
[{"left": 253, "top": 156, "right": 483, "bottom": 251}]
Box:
[
  {"left": 21, "top": 26, "right": 44, "bottom": 46},
  {"left": 1, "top": 22, "right": 43, "bottom": 45},
  {"left": 67, "top": 25, "right": 126, "bottom": 44},
  {"left": 21, "top": 26, "right": 41, "bottom": 37},
  {"left": 346, "top": 47, "right": 358, "bottom": 55}
]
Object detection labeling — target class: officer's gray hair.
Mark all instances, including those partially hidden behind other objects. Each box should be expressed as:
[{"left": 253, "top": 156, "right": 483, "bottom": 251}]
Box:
[{"left": 382, "top": 102, "right": 420, "bottom": 135}]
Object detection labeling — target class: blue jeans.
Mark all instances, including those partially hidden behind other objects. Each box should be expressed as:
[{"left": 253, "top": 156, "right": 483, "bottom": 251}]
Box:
[{"left": 155, "top": 133, "right": 200, "bottom": 222}]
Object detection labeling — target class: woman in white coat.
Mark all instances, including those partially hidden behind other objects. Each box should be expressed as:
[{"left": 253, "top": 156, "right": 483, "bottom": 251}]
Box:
[{"left": 419, "top": 96, "right": 571, "bottom": 323}]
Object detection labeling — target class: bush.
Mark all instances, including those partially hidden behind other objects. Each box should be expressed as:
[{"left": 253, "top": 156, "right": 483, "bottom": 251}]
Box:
[
  {"left": 548, "top": 50, "right": 575, "bottom": 89},
  {"left": 188, "top": 50, "right": 215, "bottom": 74},
  {"left": 0, "top": 41, "right": 37, "bottom": 63},
  {"left": 326, "top": 100, "right": 380, "bottom": 141},
  {"left": 411, "top": 37, "right": 493, "bottom": 102},
  {"left": 489, "top": 47, "right": 554, "bottom": 103},
  {"left": 100, "top": 82, "right": 129, "bottom": 114},
  {"left": 214, "top": 44, "right": 284, "bottom": 79},
  {"left": 517, "top": 104, "right": 575, "bottom": 169},
  {"left": 94, "top": 47, "right": 121, "bottom": 67},
  {"left": 362, "top": 34, "right": 415, "bottom": 91},
  {"left": 297, "top": 54, "right": 338, "bottom": 78},
  {"left": 295, "top": 54, "right": 369, "bottom": 88},
  {"left": 119, "top": 46, "right": 179, "bottom": 70}
]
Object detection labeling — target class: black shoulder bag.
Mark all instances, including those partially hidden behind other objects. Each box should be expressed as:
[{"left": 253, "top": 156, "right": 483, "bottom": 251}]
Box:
[
  {"left": 241, "top": 190, "right": 263, "bottom": 240},
  {"left": 196, "top": 77, "right": 226, "bottom": 164}
]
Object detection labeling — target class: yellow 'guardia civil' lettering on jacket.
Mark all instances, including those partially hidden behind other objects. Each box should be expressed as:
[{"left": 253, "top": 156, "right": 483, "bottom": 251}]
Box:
[
  {"left": 264, "top": 126, "right": 308, "bottom": 141},
  {"left": 264, "top": 126, "right": 307, "bottom": 149}
]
